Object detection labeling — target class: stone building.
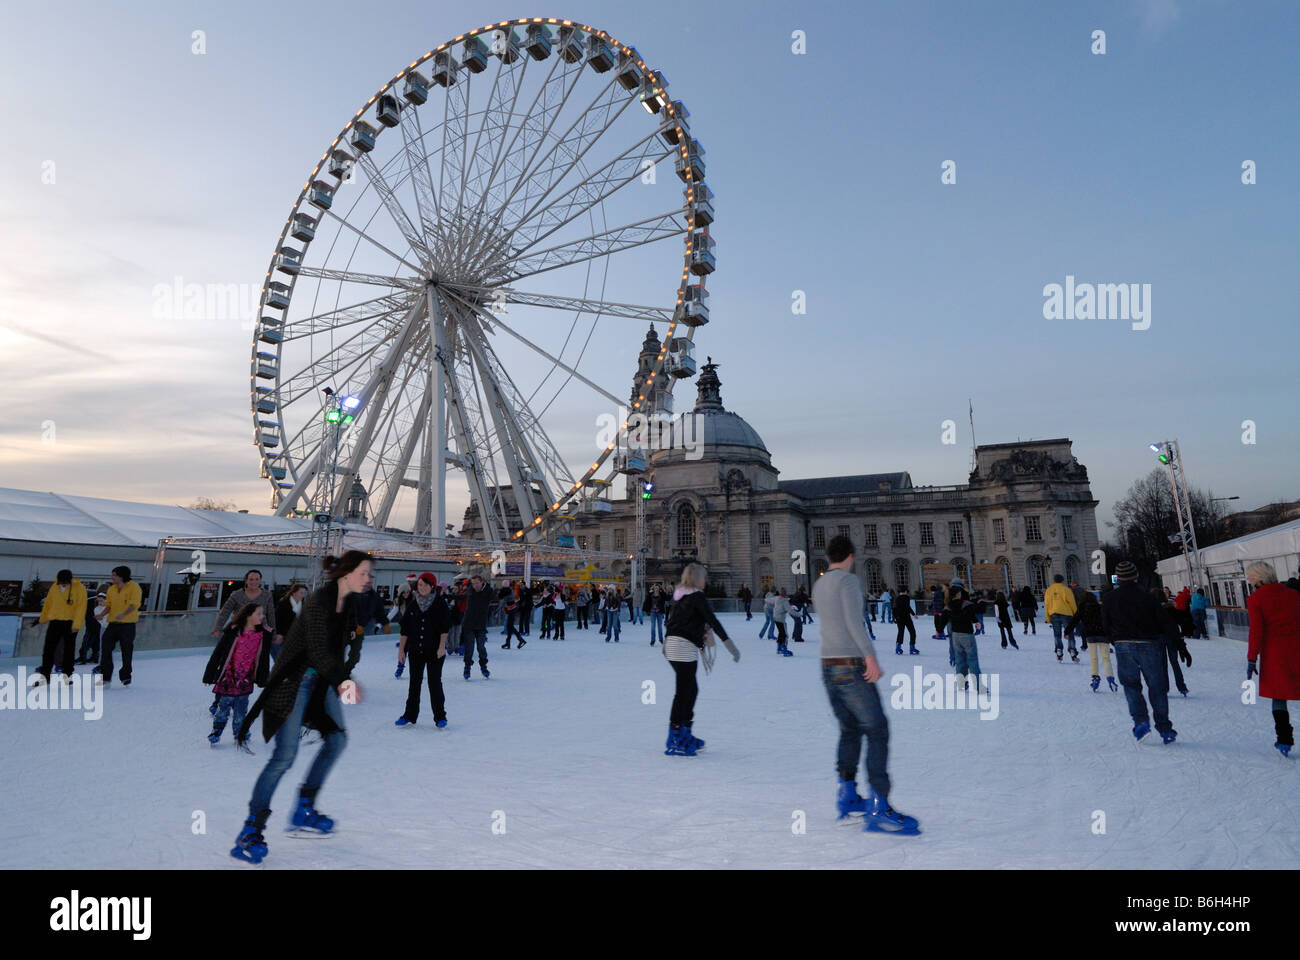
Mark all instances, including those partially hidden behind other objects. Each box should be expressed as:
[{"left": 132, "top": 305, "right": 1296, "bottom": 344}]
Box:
[{"left": 466, "top": 326, "right": 1101, "bottom": 598}]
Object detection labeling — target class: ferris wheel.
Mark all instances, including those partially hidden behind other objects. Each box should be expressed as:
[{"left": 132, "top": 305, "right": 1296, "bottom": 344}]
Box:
[{"left": 250, "top": 18, "right": 715, "bottom": 543}]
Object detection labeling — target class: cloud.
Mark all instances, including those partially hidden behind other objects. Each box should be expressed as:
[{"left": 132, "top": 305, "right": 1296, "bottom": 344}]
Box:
[{"left": 0, "top": 320, "right": 117, "bottom": 361}]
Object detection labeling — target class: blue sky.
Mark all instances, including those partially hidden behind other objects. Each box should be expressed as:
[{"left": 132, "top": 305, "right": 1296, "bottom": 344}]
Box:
[{"left": 0, "top": 0, "right": 1295, "bottom": 537}]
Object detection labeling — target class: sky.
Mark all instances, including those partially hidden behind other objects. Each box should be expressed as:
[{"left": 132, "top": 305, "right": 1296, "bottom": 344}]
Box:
[{"left": 0, "top": 0, "right": 1296, "bottom": 539}]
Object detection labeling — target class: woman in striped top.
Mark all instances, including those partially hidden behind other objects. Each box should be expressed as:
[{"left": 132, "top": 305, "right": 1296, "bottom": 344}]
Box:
[{"left": 662, "top": 563, "right": 739, "bottom": 756}]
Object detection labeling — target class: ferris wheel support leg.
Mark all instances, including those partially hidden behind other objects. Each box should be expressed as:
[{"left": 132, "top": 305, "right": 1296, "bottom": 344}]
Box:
[
  {"left": 424, "top": 287, "right": 448, "bottom": 541},
  {"left": 328, "top": 297, "right": 428, "bottom": 516}
]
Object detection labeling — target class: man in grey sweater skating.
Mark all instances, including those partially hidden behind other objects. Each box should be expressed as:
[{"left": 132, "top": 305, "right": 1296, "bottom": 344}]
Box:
[{"left": 811, "top": 535, "right": 920, "bottom": 835}]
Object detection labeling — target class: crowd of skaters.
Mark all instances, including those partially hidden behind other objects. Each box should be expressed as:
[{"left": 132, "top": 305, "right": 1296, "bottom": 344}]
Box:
[{"left": 20, "top": 545, "right": 1300, "bottom": 862}]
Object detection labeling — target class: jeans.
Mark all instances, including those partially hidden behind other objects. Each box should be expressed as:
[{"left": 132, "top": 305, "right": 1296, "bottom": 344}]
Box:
[
  {"left": 214, "top": 694, "right": 249, "bottom": 735},
  {"left": 249, "top": 669, "right": 346, "bottom": 816},
  {"left": 447, "top": 623, "right": 462, "bottom": 654},
  {"left": 78, "top": 619, "right": 101, "bottom": 662},
  {"left": 881, "top": 602, "right": 894, "bottom": 624},
  {"left": 1050, "top": 614, "right": 1076, "bottom": 654},
  {"left": 743, "top": 602, "right": 752, "bottom": 620},
  {"left": 952, "top": 632, "right": 981, "bottom": 679},
  {"left": 599, "top": 609, "right": 609, "bottom": 635},
  {"left": 575, "top": 605, "right": 587, "bottom": 629},
  {"left": 519, "top": 608, "right": 531, "bottom": 635},
  {"left": 1191, "top": 609, "right": 1208, "bottom": 638},
  {"left": 792, "top": 617, "right": 804, "bottom": 642},
  {"left": 99, "top": 622, "right": 136, "bottom": 683},
  {"left": 821, "top": 662, "right": 890, "bottom": 799},
  {"left": 632, "top": 606, "right": 644, "bottom": 625},
  {"left": 669, "top": 660, "right": 699, "bottom": 724},
  {"left": 649, "top": 611, "right": 664, "bottom": 644},
  {"left": 404, "top": 652, "right": 446, "bottom": 723},
  {"left": 1113, "top": 641, "right": 1173, "bottom": 735},
  {"left": 605, "top": 614, "right": 620, "bottom": 641},
  {"left": 758, "top": 608, "right": 774, "bottom": 638},
  {"left": 40, "top": 620, "right": 76, "bottom": 679},
  {"left": 463, "top": 629, "right": 488, "bottom": 667},
  {"left": 1274, "top": 700, "right": 1294, "bottom": 746},
  {"left": 1086, "top": 638, "right": 1113, "bottom": 677}
]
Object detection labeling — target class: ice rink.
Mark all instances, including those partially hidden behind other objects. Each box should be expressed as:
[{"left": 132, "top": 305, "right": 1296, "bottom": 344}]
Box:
[{"left": 2, "top": 612, "right": 1293, "bottom": 869}]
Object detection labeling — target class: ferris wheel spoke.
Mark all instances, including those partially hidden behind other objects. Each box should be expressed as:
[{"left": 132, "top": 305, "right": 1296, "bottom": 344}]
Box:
[
  {"left": 396, "top": 105, "right": 443, "bottom": 261},
  {"left": 319, "top": 207, "right": 426, "bottom": 275},
  {"left": 278, "top": 293, "right": 414, "bottom": 342},
  {"left": 451, "top": 285, "right": 672, "bottom": 325},
  {"left": 439, "top": 331, "right": 511, "bottom": 540},
  {"left": 327, "top": 297, "right": 429, "bottom": 512},
  {"left": 493, "top": 73, "right": 631, "bottom": 237},
  {"left": 508, "top": 133, "right": 676, "bottom": 255},
  {"left": 443, "top": 288, "right": 622, "bottom": 407},
  {"left": 277, "top": 318, "right": 401, "bottom": 406},
  {"left": 365, "top": 345, "right": 430, "bottom": 498},
  {"left": 292, "top": 265, "right": 424, "bottom": 290},
  {"left": 453, "top": 55, "right": 530, "bottom": 261},
  {"left": 457, "top": 51, "right": 577, "bottom": 269},
  {"left": 437, "top": 67, "right": 473, "bottom": 244},
  {"left": 459, "top": 306, "right": 576, "bottom": 498},
  {"left": 355, "top": 153, "right": 431, "bottom": 268},
  {"left": 495, "top": 210, "right": 686, "bottom": 282}
]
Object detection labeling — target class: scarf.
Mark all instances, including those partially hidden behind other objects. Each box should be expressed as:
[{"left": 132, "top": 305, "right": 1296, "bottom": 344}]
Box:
[
  {"left": 415, "top": 592, "right": 435, "bottom": 613},
  {"left": 290, "top": 597, "right": 302, "bottom": 615}
]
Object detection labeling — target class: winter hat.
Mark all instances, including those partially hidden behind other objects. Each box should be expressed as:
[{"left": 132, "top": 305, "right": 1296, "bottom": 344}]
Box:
[
  {"left": 949, "top": 578, "right": 965, "bottom": 589},
  {"left": 417, "top": 572, "right": 438, "bottom": 586},
  {"left": 1115, "top": 561, "right": 1138, "bottom": 582}
]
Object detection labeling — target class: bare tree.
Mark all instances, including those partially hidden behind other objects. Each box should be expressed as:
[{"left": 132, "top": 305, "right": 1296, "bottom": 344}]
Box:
[
  {"left": 191, "top": 497, "right": 237, "bottom": 512},
  {"left": 1107, "top": 469, "right": 1223, "bottom": 574}
]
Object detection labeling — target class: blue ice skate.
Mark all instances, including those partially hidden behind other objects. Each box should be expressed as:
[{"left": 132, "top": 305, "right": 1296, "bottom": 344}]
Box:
[
  {"left": 863, "top": 789, "right": 920, "bottom": 835},
  {"left": 1132, "top": 721, "right": 1151, "bottom": 743},
  {"left": 231, "top": 817, "right": 268, "bottom": 864},
  {"left": 287, "top": 796, "right": 334, "bottom": 837},
  {"left": 836, "top": 779, "right": 867, "bottom": 822}
]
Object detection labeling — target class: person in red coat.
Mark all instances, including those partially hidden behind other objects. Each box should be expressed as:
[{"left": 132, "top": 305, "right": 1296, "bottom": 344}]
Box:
[{"left": 1246, "top": 562, "right": 1300, "bottom": 757}]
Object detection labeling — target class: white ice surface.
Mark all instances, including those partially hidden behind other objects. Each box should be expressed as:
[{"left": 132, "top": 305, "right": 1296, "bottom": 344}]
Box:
[{"left": 1, "top": 613, "right": 1295, "bottom": 869}]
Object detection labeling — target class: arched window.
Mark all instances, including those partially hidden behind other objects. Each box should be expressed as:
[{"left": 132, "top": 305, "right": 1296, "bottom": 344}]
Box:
[
  {"left": 757, "top": 557, "right": 774, "bottom": 594},
  {"left": 1027, "top": 556, "right": 1048, "bottom": 594},
  {"left": 676, "top": 504, "right": 696, "bottom": 549},
  {"left": 813, "top": 559, "right": 828, "bottom": 580},
  {"left": 950, "top": 558, "right": 969, "bottom": 584},
  {"left": 1065, "top": 555, "right": 1081, "bottom": 585},
  {"left": 892, "top": 558, "right": 911, "bottom": 594},
  {"left": 864, "top": 558, "right": 884, "bottom": 594}
]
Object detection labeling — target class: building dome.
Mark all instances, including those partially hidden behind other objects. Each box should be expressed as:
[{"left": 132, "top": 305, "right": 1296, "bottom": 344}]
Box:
[{"left": 652, "top": 358, "right": 770, "bottom": 464}]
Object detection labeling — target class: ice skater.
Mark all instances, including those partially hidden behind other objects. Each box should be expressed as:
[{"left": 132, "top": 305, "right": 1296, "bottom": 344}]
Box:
[
  {"left": 1102, "top": 562, "right": 1177, "bottom": 745},
  {"left": 98, "top": 566, "right": 141, "bottom": 688},
  {"left": 1070, "top": 589, "right": 1116, "bottom": 692},
  {"left": 758, "top": 589, "right": 776, "bottom": 639},
  {"left": 994, "top": 591, "right": 1018, "bottom": 649},
  {"left": 813, "top": 535, "right": 918, "bottom": 835},
  {"left": 772, "top": 589, "right": 792, "bottom": 656},
  {"left": 230, "top": 552, "right": 370, "bottom": 864},
  {"left": 396, "top": 572, "right": 452, "bottom": 728},
  {"left": 461, "top": 574, "right": 492, "bottom": 679},
  {"left": 1016, "top": 585, "right": 1038, "bottom": 636},
  {"left": 1245, "top": 562, "right": 1300, "bottom": 757},
  {"left": 893, "top": 587, "right": 917, "bottom": 654},
  {"left": 1045, "top": 574, "right": 1078, "bottom": 662},
  {"left": 204, "top": 602, "right": 271, "bottom": 751},
  {"left": 35, "top": 569, "right": 86, "bottom": 686},
  {"left": 661, "top": 563, "right": 737, "bottom": 756},
  {"left": 935, "top": 580, "right": 986, "bottom": 693}
]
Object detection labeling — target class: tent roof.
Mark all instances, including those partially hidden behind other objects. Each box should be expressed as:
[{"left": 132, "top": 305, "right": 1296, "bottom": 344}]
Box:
[{"left": 0, "top": 487, "right": 308, "bottom": 548}]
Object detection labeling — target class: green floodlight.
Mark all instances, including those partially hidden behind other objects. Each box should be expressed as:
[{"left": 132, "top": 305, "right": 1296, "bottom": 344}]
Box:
[
  {"left": 325, "top": 409, "right": 341, "bottom": 423},
  {"left": 1149, "top": 442, "right": 1170, "bottom": 464}
]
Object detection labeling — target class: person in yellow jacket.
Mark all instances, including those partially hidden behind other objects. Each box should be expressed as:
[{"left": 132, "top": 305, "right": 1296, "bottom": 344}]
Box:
[
  {"left": 1044, "top": 573, "right": 1079, "bottom": 662},
  {"left": 37, "top": 569, "right": 87, "bottom": 685},
  {"left": 99, "top": 565, "right": 143, "bottom": 686}
]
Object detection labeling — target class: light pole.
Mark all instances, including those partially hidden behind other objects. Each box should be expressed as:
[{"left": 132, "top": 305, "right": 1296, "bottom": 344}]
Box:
[{"left": 1149, "top": 439, "right": 1203, "bottom": 592}]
